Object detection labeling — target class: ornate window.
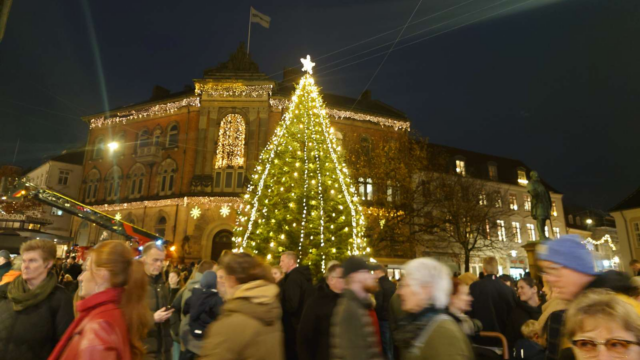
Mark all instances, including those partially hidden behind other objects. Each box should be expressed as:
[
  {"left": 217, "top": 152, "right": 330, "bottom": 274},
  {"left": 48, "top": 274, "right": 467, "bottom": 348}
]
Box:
[
  {"left": 93, "top": 137, "right": 105, "bottom": 159},
  {"left": 152, "top": 126, "right": 162, "bottom": 146},
  {"left": 167, "top": 124, "right": 179, "bottom": 148},
  {"left": 128, "top": 163, "right": 146, "bottom": 199},
  {"left": 568, "top": 214, "right": 574, "bottom": 224},
  {"left": 138, "top": 129, "right": 151, "bottom": 149},
  {"left": 215, "top": 114, "right": 245, "bottom": 168},
  {"left": 155, "top": 216, "right": 167, "bottom": 238},
  {"left": 105, "top": 167, "right": 122, "bottom": 201},
  {"left": 512, "top": 222, "right": 522, "bottom": 243},
  {"left": 158, "top": 158, "right": 177, "bottom": 196},
  {"left": 84, "top": 169, "right": 101, "bottom": 203},
  {"left": 497, "top": 220, "right": 506, "bottom": 241}
]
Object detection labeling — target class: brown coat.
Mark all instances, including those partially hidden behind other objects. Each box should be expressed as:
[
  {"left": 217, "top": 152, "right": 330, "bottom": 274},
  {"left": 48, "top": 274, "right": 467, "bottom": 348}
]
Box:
[{"left": 200, "top": 280, "right": 284, "bottom": 360}]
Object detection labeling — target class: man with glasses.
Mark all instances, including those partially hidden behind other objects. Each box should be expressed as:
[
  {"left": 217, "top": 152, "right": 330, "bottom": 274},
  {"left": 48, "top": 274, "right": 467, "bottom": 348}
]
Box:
[
  {"left": 298, "top": 264, "right": 345, "bottom": 360},
  {"left": 536, "top": 235, "right": 634, "bottom": 360}
]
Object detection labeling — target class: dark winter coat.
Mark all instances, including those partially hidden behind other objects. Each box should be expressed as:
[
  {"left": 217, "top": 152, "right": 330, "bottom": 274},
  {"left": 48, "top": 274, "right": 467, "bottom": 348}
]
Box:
[
  {"left": 0, "top": 282, "right": 74, "bottom": 360},
  {"left": 330, "top": 289, "right": 383, "bottom": 360},
  {"left": 469, "top": 274, "right": 518, "bottom": 348},
  {"left": 374, "top": 276, "right": 396, "bottom": 322},
  {"left": 280, "top": 266, "right": 314, "bottom": 360},
  {"left": 64, "top": 263, "right": 82, "bottom": 281},
  {"left": 507, "top": 300, "right": 542, "bottom": 350},
  {"left": 297, "top": 283, "right": 340, "bottom": 360},
  {"left": 184, "top": 287, "right": 223, "bottom": 339},
  {"left": 144, "top": 273, "right": 172, "bottom": 359},
  {"left": 513, "top": 339, "right": 544, "bottom": 360},
  {"left": 0, "top": 261, "right": 11, "bottom": 279}
]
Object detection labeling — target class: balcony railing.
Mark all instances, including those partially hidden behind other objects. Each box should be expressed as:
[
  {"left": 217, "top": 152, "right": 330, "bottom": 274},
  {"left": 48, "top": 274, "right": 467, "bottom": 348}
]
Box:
[{"left": 135, "top": 146, "right": 162, "bottom": 164}]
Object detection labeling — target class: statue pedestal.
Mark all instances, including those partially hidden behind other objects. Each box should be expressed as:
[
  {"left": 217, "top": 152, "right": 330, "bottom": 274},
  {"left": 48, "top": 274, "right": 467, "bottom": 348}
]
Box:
[{"left": 522, "top": 241, "right": 540, "bottom": 280}]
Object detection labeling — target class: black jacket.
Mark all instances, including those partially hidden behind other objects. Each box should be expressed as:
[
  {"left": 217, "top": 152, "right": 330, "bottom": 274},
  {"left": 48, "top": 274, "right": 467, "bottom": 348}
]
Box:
[
  {"left": 469, "top": 274, "right": 518, "bottom": 347},
  {"left": 0, "top": 283, "right": 74, "bottom": 360},
  {"left": 297, "top": 283, "right": 340, "bottom": 360},
  {"left": 144, "top": 273, "right": 173, "bottom": 357},
  {"left": 184, "top": 287, "right": 223, "bottom": 339},
  {"left": 513, "top": 339, "right": 545, "bottom": 360},
  {"left": 374, "top": 276, "right": 396, "bottom": 322},
  {"left": 507, "top": 300, "right": 542, "bottom": 349},
  {"left": 0, "top": 262, "right": 11, "bottom": 280},
  {"left": 280, "top": 266, "right": 314, "bottom": 360},
  {"left": 64, "top": 262, "right": 82, "bottom": 281}
]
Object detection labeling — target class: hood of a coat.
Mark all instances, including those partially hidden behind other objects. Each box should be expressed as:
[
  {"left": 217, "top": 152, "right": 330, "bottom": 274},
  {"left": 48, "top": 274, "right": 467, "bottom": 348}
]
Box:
[{"left": 224, "top": 280, "right": 281, "bottom": 325}]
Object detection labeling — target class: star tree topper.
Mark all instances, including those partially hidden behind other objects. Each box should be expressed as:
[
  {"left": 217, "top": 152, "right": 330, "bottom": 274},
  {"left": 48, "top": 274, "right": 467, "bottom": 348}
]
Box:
[{"left": 300, "top": 55, "right": 315, "bottom": 74}]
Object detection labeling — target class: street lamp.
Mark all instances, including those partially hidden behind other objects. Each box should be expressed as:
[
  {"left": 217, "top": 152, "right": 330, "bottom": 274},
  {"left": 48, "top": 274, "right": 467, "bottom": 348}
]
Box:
[
  {"left": 586, "top": 219, "right": 593, "bottom": 225},
  {"left": 108, "top": 142, "right": 119, "bottom": 151}
]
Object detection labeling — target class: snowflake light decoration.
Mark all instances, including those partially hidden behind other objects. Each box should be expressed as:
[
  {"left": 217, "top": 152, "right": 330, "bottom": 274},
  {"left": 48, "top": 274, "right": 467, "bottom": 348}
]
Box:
[
  {"left": 220, "top": 205, "right": 231, "bottom": 218},
  {"left": 115, "top": 212, "right": 122, "bottom": 221},
  {"left": 190, "top": 206, "right": 202, "bottom": 219}
]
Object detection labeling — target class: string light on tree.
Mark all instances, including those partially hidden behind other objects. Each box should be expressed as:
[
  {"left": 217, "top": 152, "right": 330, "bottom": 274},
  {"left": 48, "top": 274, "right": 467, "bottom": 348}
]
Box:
[{"left": 233, "top": 55, "right": 368, "bottom": 274}]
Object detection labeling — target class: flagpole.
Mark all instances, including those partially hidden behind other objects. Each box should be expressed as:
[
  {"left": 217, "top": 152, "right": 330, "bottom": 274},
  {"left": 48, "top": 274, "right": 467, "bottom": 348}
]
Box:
[{"left": 247, "top": 7, "right": 252, "bottom": 55}]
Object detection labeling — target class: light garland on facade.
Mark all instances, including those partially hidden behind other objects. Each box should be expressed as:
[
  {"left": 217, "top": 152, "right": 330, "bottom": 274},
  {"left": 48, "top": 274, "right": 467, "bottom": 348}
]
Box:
[
  {"left": 92, "top": 196, "right": 242, "bottom": 212},
  {"left": 195, "top": 83, "right": 273, "bottom": 98},
  {"left": 270, "top": 98, "right": 410, "bottom": 131},
  {"left": 89, "top": 97, "right": 200, "bottom": 129},
  {"left": 583, "top": 234, "right": 617, "bottom": 251},
  {"left": 215, "top": 114, "right": 246, "bottom": 168}
]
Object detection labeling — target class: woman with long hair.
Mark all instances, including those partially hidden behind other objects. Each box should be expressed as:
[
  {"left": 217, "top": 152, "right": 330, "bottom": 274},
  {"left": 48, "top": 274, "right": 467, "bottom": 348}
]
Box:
[
  {"left": 48, "top": 240, "right": 150, "bottom": 360},
  {"left": 200, "top": 253, "right": 283, "bottom": 360}
]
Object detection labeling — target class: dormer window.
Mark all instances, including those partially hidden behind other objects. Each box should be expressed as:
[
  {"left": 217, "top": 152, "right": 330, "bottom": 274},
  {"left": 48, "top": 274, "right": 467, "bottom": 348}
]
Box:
[
  {"left": 488, "top": 162, "right": 498, "bottom": 181},
  {"left": 517, "top": 168, "right": 528, "bottom": 185},
  {"left": 456, "top": 159, "right": 466, "bottom": 176}
]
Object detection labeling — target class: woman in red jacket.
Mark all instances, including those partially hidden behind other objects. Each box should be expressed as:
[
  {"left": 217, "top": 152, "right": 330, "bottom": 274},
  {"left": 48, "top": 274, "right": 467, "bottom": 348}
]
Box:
[{"left": 49, "top": 241, "right": 149, "bottom": 360}]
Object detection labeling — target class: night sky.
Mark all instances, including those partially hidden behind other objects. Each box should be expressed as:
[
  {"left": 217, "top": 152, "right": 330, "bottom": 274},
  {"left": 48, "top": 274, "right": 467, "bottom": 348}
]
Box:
[{"left": 1, "top": 0, "right": 638, "bottom": 210}]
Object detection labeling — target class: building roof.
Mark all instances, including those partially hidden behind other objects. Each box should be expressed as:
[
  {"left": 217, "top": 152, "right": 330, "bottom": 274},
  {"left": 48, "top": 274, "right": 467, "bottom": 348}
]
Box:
[
  {"left": 428, "top": 143, "right": 561, "bottom": 193},
  {"left": 50, "top": 150, "right": 84, "bottom": 166},
  {"left": 610, "top": 186, "right": 640, "bottom": 212}
]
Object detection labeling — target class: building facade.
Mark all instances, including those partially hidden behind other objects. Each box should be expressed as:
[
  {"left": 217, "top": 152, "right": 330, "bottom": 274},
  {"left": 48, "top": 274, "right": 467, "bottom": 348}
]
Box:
[
  {"left": 610, "top": 188, "right": 640, "bottom": 275},
  {"left": 71, "top": 45, "right": 410, "bottom": 262}
]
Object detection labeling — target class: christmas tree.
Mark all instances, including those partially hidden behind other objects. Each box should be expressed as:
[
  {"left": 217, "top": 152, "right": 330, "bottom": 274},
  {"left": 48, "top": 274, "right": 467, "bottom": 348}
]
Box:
[{"left": 234, "top": 55, "right": 368, "bottom": 273}]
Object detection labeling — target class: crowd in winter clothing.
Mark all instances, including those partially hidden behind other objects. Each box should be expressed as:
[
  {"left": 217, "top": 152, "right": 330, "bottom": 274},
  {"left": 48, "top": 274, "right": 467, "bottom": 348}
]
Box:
[{"left": 2, "top": 234, "right": 640, "bottom": 360}]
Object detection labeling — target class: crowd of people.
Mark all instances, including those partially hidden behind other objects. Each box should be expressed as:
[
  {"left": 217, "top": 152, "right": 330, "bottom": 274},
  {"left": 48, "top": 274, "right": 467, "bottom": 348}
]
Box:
[{"left": 0, "top": 234, "right": 639, "bottom": 360}]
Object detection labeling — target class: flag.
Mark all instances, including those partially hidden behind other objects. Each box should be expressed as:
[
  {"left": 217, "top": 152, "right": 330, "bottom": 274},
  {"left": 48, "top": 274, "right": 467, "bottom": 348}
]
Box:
[{"left": 250, "top": 7, "right": 271, "bottom": 29}]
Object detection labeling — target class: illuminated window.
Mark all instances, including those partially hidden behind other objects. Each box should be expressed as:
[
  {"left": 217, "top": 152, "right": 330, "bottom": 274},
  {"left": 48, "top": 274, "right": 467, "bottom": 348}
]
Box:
[
  {"left": 105, "top": 167, "right": 122, "bottom": 201},
  {"left": 509, "top": 194, "right": 518, "bottom": 210},
  {"left": 167, "top": 124, "right": 179, "bottom": 147},
  {"left": 488, "top": 163, "right": 498, "bottom": 181},
  {"left": 512, "top": 222, "right": 522, "bottom": 242},
  {"left": 526, "top": 224, "right": 536, "bottom": 241},
  {"left": 524, "top": 195, "right": 531, "bottom": 212},
  {"left": 215, "top": 114, "right": 246, "bottom": 168},
  {"left": 552, "top": 201, "right": 558, "bottom": 216},
  {"left": 58, "top": 170, "right": 70, "bottom": 186},
  {"left": 50, "top": 207, "right": 63, "bottom": 216},
  {"left": 517, "top": 168, "right": 528, "bottom": 185},
  {"left": 479, "top": 191, "right": 487, "bottom": 206},
  {"left": 553, "top": 227, "right": 560, "bottom": 238},
  {"left": 497, "top": 220, "right": 506, "bottom": 241},
  {"left": 358, "top": 178, "right": 373, "bottom": 201},
  {"left": 456, "top": 160, "right": 466, "bottom": 176},
  {"left": 494, "top": 192, "right": 503, "bottom": 208}
]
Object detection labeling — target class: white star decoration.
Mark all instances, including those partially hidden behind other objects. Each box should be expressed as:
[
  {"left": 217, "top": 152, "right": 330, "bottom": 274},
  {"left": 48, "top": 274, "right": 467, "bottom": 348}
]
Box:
[
  {"left": 300, "top": 55, "right": 315, "bottom": 74},
  {"left": 115, "top": 212, "right": 122, "bottom": 221},
  {"left": 220, "top": 205, "right": 231, "bottom": 218},
  {"left": 190, "top": 206, "right": 202, "bottom": 219}
]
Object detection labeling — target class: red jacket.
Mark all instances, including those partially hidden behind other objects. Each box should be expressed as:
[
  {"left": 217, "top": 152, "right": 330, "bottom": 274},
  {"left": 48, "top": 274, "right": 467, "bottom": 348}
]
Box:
[{"left": 49, "top": 287, "right": 131, "bottom": 360}]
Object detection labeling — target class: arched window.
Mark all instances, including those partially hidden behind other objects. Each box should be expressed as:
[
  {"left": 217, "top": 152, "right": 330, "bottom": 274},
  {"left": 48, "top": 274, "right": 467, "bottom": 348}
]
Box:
[
  {"left": 84, "top": 169, "right": 101, "bottom": 202},
  {"left": 128, "top": 163, "right": 146, "bottom": 199},
  {"left": 105, "top": 167, "right": 122, "bottom": 201},
  {"left": 158, "top": 158, "right": 177, "bottom": 196},
  {"left": 167, "top": 124, "right": 179, "bottom": 148},
  {"left": 93, "top": 137, "right": 105, "bottom": 159},
  {"left": 138, "top": 129, "right": 150, "bottom": 149},
  {"left": 568, "top": 214, "right": 574, "bottom": 225},
  {"left": 215, "top": 114, "right": 245, "bottom": 168},
  {"left": 155, "top": 216, "right": 167, "bottom": 238},
  {"left": 152, "top": 126, "right": 162, "bottom": 146},
  {"left": 114, "top": 132, "right": 126, "bottom": 154},
  {"left": 360, "top": 135, "right": 372, "bottom": 157},
  {"left": 576, "top": 216, "right": 582, "bottom": 226}
]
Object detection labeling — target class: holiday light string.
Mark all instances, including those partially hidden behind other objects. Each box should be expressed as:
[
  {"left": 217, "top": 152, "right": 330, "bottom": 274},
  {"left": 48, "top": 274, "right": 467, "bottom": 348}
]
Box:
[
  {"left": 91, "top": 196, "right": 241, "bottom": 212},
  {"left": 89, "top": 97, "right": 200, "bottom": 129},
  {"left": 215, "top": 114, "right": 246, "bottom": 168},
  {"left": 270, "top": 98, "right": 410, "bottom": 131},
  {"left": 582, "top": 234, "right": 617, "bottom": 251},
  {"left": 299, "top": 96, "right": 310, "bottom": 262},
  {"left": 195, "top": 83, "right": 273, "bottom": 98}
]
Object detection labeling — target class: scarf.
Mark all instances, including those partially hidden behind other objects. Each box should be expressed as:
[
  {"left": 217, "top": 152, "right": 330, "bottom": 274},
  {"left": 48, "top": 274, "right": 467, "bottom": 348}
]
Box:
[
  {"left": 8, "top": 272, "right": 58, "bottom": 311},
  {"left": 393, "top": 306, "right": 443, "bottom": 349},
  {"left": 48, "top": 287, "right": 123, "bottom": 360}
]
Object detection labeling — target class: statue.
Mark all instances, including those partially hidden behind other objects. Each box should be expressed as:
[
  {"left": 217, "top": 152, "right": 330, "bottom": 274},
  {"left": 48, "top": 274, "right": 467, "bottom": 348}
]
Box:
[{"left": 527, "top": 171, "right": 552, "bottom": 241}]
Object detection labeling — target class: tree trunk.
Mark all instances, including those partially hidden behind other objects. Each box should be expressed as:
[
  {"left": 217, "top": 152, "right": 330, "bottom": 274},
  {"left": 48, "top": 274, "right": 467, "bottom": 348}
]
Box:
[{"left": 464, "top": 252, "right": 471, "bottom": 272}]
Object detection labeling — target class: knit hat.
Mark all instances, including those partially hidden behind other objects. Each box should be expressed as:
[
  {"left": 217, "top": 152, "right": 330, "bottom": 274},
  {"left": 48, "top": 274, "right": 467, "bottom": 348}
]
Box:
[
  {"left": 536, "top": 235, "right": 597, "bottom": 275},
  {"left": 0, "top": 250, "right": 10, "bottom": 261},
  {"left": 200, "top": 270, "right": 218, "bottom": 290},
  {"left": 342, "top": 256, "right": 375, "bottom": 278}
]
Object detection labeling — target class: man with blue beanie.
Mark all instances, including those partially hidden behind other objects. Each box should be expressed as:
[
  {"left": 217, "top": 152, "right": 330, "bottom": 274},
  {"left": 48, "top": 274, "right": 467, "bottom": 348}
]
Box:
[{"left": 536, "top": 234, "right": 633, "bottom": 360}]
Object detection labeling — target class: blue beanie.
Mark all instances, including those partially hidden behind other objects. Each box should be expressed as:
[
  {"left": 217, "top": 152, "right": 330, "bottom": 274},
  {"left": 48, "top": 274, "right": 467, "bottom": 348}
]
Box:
[
  {"left": 536, "top": 235, "right": 597, "bottom": 275},
  {"left": 200, "top": 270, "right": 218, "bottom": 290}
]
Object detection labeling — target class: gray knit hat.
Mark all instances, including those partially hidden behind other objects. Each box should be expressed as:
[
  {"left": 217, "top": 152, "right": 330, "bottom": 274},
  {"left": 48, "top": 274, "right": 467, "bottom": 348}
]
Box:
[
  {"left": 200, "top": 270, "right": 218, "bottom": 290},
  {"left": 0, "top": 250, "right": 10, "bottom": 261}
]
